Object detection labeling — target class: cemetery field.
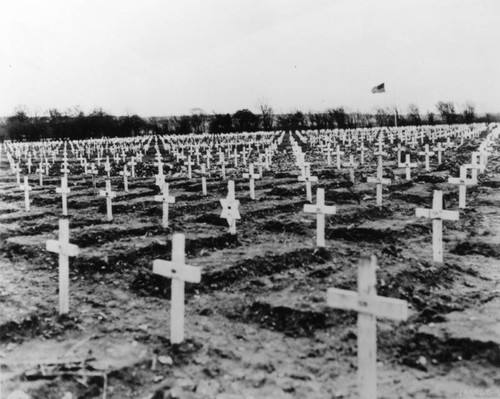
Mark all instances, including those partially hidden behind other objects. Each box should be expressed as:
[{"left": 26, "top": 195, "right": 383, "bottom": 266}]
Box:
[{"left": 1, "top": 127, "right": 500, "bottom": 399}]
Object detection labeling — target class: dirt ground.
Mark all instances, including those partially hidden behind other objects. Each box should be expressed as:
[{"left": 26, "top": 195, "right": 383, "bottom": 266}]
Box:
[{"left": 1, "top": 128, "right": 500, "bottom": 399}]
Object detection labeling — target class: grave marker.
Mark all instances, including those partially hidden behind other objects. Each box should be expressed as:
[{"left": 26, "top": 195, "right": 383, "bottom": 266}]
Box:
[
  {"left": 154, "top": 183, "right": 175, "bottom": 228},
  {"left": 298, "top": 163, "right": 318, "bottom": 202},
  {"left": 119, "top": 165, "right": 131, "bottom": 192},
  {"left": 220, "top": 180, "right": 241, "bottom": 234},
  {"left": 367, "top": 164, "right": 391, "bottom": 206},
  {"left": 152, "top": 234, "right": 201, "bottom": 344},
  {"left": 56, "top": 175, "right": 71, "bottom": 216},
  {"left": 415, "top": 190, "right": 459, "bottom": 263},
  {"left": 19, "top": 176, "right": 32, "bottom": 211},
  {"left": 448, "top": 165, "right": 477, "bottom": 208},
  {"left": 243, "top": 163, "right": 260, "bottom": 200},
  {"left": 99, "top": 179, "right": 117, "bottom": 221},
  {"left": 418, "top": 144, "right": 434, "bottom": 172},
  {"left": 304, "top": 188, "right": 336, "bottom": 247},
  {"left": 46, "top": 218, "right": 80, "bottom": 315},
  {"left": 327, "top": 255, "right": 408, "bottom": 399},
  {"left": 398, "top": 154, "right": 417, "bottom": 181}
]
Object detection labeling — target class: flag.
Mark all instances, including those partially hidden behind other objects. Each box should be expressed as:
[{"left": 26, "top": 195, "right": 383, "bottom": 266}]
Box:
[{"left": 371, "top": 83, "right": 385, "bottom": 94}]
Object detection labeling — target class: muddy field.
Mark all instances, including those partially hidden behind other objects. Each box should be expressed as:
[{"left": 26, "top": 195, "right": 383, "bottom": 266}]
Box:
[{"left": 1, "top": 129, "right": 500, "bottom": 399}]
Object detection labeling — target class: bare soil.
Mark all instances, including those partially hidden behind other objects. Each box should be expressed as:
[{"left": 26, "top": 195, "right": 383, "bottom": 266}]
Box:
[{"left": 1, "top": 131, "right": 500, "bottom": 398}]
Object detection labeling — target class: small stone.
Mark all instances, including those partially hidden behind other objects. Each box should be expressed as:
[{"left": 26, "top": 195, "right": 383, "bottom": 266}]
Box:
[
  {"left": 153, "top": 375, "right": 164, "bottom": 382},
  {"left": 417, "top": 356, "right": 427, "bottom": 366},
  {"left": 158, "top": 355, "right": 173, "bottom": 365}
]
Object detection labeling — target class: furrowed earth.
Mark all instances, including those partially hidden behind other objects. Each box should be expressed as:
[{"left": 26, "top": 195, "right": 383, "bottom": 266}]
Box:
[{"left": 1, "top": 129, "right": 500, "bottom": 399}]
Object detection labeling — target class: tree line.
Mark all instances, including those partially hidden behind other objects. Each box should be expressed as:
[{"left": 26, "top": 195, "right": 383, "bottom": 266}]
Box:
[{"left": 1, "top": 101, "right": 498, "bottom": 141}]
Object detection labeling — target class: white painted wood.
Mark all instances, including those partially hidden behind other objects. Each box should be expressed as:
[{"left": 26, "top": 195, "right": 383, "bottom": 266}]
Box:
[
  {"left": 304, "top": 188, "right": 336, "bottom": 247},
  {"left": 152, "top": 234, "right": 201, "bottom": 344},
  {"left": 415, "top": 190, "right": 459, "bottom": 262},
  {"left": 46, "top": 218, "right": 80, "bottom": 315},
  {"left": 220, "top": 180, "right": 241, "bottom": 234},
  {"left": 326, "top": 255, "right": 408, "bottom": 399},
  {"left": 19, "top": 176, "right": 32, "bottom": 211},
  {"left": 154, "top": 183, "right": 175, "bottom": 228}
]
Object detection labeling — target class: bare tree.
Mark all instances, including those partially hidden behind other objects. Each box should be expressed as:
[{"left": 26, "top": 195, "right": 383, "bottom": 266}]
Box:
[
  {"left": 257, "top": 98, "right": 274, "bottom": 131},
  {"left": 407, "top": 103, "right": 421, "bottom": 126}
]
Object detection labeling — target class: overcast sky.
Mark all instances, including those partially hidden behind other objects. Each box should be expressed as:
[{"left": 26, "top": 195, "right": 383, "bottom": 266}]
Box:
[{"left": 2, "top": 0, "right": 499, "bottom": 117}]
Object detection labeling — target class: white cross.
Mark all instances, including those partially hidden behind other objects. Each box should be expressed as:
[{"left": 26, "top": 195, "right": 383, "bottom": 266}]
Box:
[
  {"left": 200, "top": 163, "right": 208, "bottom": 196},
  {"left": 448, "top": 165, "right": 477, "bottom": 209},
  {"left": 298, "top": 163, "right": 318, "bottom": 202},
  {"left": 434, "top": 143, "right": 444, "bottom": 165},
  {"left": 327, "top": 255, "right": 408, "bottom": 399},
  {"left": 46, "top": 218, "right": 80, "bottom": 315},
  {"left": 99, "top": 179, "right": 117, "bottom": 221},
  {"left": 398, "top": 154, "right": 417, "bottom": 181},
  {"left": 154, "top": 183, "right": 175, "bottom": 228},
  {"left": 243, "top": 163, "right": 260, "bottom": 200},
  {"left": 464, "top": 152, "right": 481, "bottom": 180},
  {"left": 342, "top": 154, "right": 358, "bottom": 183},
  {"left": 56, "top": 175, "right": 71, "bottom": 216},
  {"left": 152, "top": 234, "right": 201, "bottom": 344},
  {"left": 104, "top": 156, "right": 112, "bottom": 178},
  {"left": 418, "top": 144, "right": 434, "bottom": 172},
  {"left": 13, "top": 163, "right": 21, "bottom": 185},
  {"left": 220, "top": 180, "right": 241, "bottom": 235},
  {"left": 415, "top": 190, "right": 459, "bottom": 263},
  {"left": 304, "top": 188, "right": 336, "bottom": 247},
  {"left": 119, "top": 165, "right": 131, "bottom": 192},
  {"left": 128, "top": 156, "right": 137, "bottom": 178},
  {"left": 218, "top": 153, "right": 228, "bottom": 180},
  {"left": 367, "top": 164, "right": 391, "bottom": 206},
  {"left": 332, "top": 145, "right": 344, "bottom": 169},
  {"left": 19, "top": 176, "right": 32, "bottom": 211},
  {"left": 186, "top": 155, "right": 194, "bottom": 179},
  {"left": 36, "top": 162, "right": 44, "bottom": 186}
]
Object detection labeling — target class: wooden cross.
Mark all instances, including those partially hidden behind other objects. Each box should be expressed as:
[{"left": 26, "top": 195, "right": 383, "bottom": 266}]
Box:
[
  {"left": 104, "top": 156, "right": 112, "bottom": 178},
  {"left": 367, "top": 164, "right": 391, "bottom": 206},
  {"left": 464, "top": 153, "right": 481, "bottom": 180},
  {"left": 243, "top": 163, "right": 260, "bottom": 200},
  {"left": 448, "top": 165, "right": 477, "bottom": 208},
  {"left": 46, "top": 218, "right": 80, "bottom": 315},
  {"left": 200, "top": 163, "right": 208, "bottom": 196},
  {"left": 186, "top": 155, "right": 194, "bottom": 179},
  {"left": 298, "top": 163, "right": 318, "bottom": 202},
  {"left": 304, "top": 188, "right": 336, "bottom": 246},
  {"left": 374, "top": 136, "right": 388, "bottom": 166},
  {"left": 152, "top": 234, "right": 201, "bottom": 344},
  {"left": 99, "top": 179, "right": 117, "bottom": 221},
  {"left": 218, "top": 153, "right": 227, "bottom": 180},
  {"left": 434, "top": 143, "right": 444, "bottom": 165},
  {"left": 220, "top": 180, "right": 241, "bottom": 234},
  {"left": 89, "top": 163, "right": 98, "bottom": 194},
  {"left": 154, "top": 183, "right": 175, "bottom": 228},
  {"left": 342, "top": 154, "right": 358, "bottom": 183},
  {"left": 204, "top": 150, "right": 212, "bottom": 169},
  {"left": 36, "top": 162, "right": 44, "bottom": 186},
  {"left": 56, "top": 175, "right": 71, "bottom": 216},
  {"left": 26, "top": 157, "right": 33, "bottom": 174},
  {"left": 418, "top": 144, "right": 435, "bottom": 172},
  {"left": 128, "top": 156, "right": 137, "bottom": 178},
  {"left": 415, "top": 190, "right": 459, "bottom": 263},
  {"left": 19, "top": 176, "right": 32, "bottom": 211},
  {"left": 357, "top": 142, "right": 366, "bottom": 165},
  {"left": 119, "top": 165, "right": 131, "bottom": 192},
  {"left": 332, "top": 145, "right": 344, "bottom": 169},
  {"left": 395, "top": 144, "right": 406, "bottom": 164},
  {"left": 398, "top": 154, "right": 417, "bottom": 181},
  {"left": 13, "top": 163, "right": 21, "bottom": 185},
  {"left": 327, "top": 255, "right": 408, "bottom": 399}
]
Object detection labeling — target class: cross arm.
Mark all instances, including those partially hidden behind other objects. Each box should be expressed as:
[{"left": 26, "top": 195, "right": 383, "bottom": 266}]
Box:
[
  {"left": 153, "top": 260, "right": 201, "bottom": 283},
  {"left": 327, "top": 288, "right": 408, "bottom": 321},
  {"left": 46, "top": 239, "right": 80, "bottom": 257}
]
